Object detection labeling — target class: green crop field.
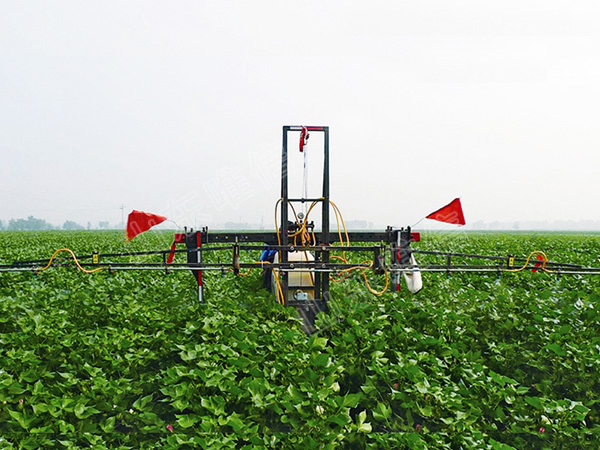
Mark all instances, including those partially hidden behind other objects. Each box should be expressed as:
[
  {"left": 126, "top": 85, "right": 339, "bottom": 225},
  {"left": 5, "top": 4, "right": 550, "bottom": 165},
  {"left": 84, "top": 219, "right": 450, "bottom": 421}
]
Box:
[{"left": 0, "top": 230, "right": 599, "bottom": 449}]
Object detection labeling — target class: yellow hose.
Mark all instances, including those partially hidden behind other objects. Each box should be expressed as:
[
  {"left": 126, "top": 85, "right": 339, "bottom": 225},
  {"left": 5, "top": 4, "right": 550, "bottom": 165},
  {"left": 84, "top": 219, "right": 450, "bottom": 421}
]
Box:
[
  {"left": 328, "top": 200, "right": 388, "bottom": 296},
  {"left": 274, "top": 197, "right": 389, "bottom": 300},
  {"left": 505, "top": 251, "right": 553, "bottom": 273},
  {"left": 38, "top": 248, "right": 102, "bottom": 274}
]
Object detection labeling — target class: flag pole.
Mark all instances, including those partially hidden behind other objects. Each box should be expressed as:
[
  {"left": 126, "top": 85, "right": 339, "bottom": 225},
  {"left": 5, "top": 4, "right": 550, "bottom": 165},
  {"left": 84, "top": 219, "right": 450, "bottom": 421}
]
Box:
[{"left": 411, "top": 217, "right": 425, "bottom": 228}]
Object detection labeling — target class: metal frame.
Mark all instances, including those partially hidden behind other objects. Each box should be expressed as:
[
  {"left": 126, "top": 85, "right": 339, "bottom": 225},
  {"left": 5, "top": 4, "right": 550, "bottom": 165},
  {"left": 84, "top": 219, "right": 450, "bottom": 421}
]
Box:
[
  {"left": 280, "top": 126, "right": 329, "bottom": 311},
  {"left": 7, "top": 243, "right": 600, "bottom": 276}
]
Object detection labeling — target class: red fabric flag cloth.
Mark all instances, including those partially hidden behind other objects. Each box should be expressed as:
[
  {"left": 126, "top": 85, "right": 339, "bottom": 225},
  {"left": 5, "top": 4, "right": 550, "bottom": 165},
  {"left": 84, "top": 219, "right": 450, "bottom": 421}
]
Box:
[
  {"left": 166, "top": 233, "right": 186, "bottom": 264},
  {"left": 126, "top": 210, "right": 167, "bottom": 241},
  {"left": 532, "top": 254, "right": 545, "bottom": 273},
  {"left": 426, "top": 198, "right": 466, "bottom": 225}
]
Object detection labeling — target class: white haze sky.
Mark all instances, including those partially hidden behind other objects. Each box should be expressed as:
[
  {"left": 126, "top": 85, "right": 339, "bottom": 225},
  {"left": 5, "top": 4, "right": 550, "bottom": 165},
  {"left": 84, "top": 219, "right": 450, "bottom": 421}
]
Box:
[{"left": 2, "top": 1, "right": 600, "bottom": 230}]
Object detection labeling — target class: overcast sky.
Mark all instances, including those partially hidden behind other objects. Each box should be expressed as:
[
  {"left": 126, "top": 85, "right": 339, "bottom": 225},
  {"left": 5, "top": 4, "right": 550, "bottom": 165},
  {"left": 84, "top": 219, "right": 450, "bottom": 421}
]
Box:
[{"left": 2, "top": 1, "right": 600, "bottom": 230}]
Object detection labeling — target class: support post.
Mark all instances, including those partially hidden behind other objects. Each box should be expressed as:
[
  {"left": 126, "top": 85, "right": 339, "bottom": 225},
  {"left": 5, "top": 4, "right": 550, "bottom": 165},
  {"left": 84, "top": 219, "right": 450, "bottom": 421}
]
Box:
[
  {"left": 321, "top": 127, "right": 330, "bottom": 306},
  {"left": 281, "top": 127, "right": 289, "bottom": 303},
  {"left": 185, "top": 231, "right": 204, "bottom": 303},
  {"left": 196, "top": 231, "right": 203, "bottom": 303}
]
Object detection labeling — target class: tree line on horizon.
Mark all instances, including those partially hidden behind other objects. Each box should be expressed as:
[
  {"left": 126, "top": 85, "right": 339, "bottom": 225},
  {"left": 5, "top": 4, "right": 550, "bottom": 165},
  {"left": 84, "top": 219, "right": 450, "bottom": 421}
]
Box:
[{"left": 0, "top": 216, "right": 119, "bottom": 231}]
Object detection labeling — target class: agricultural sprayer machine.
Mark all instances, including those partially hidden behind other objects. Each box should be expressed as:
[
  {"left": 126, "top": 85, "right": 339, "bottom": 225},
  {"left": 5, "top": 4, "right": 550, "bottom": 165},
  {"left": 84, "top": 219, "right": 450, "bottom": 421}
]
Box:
[{"left": 3, "top": 125, "right": 600, "bottom": 331}]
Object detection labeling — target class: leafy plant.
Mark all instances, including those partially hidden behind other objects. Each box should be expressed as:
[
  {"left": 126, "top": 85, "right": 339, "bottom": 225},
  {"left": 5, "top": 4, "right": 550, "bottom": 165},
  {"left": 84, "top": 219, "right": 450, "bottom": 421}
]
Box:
[{"left": 0, "top": 230, "right": 599, "bottom": 448}]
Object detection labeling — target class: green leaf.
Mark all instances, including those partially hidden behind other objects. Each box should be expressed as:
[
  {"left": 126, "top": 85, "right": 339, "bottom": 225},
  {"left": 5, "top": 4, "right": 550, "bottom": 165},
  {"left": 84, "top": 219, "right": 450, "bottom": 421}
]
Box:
[
  {"left": 489, "top": 370, "right": 517, "bottom": 386},
  {"left": 8, "top": 410, "right": 33, "bottom": 430},
  {"left": 100, "top": 416, "right": 116, "bottom": 432},
  {"left": 516, "top": 386, "right": 530, "bottom": 395},
  {"left": 373, "top": 402, "right": 392, "bottom": 422},
  {"left": 179, "top": 349, "right": 197, "bottom": 361},
  {"left": 309, "top": 336, "right": 328, "bottom": 350},
  {"left": 357, "top": 411, "right": 372, "bottom": 433},
  {"left": 311, "top": 353, "right": 330, "bottom": 367},
  {"left": 227, "top": 413, "right": 245, "bottom": 432},
  {"left": 342, "top": 393, "right": 362, "bottom": 408},
  {"left": 415, "top": 380, "right": 429, "bottom": 394},
  {"left": 330, "top": 411, "right": 351, "bottom": 427},
  {"left": 8, "top": 382, "right": 26, "bottom": 395},
  {"left": 20, "top": 369, "right": 39, "bottom": 383},
  {"left": 489, "top": 438, "right": 518, "bottom": 450},
  {"left": 358, "top": 421, "right": 372, "bottom": 433},
  {"left": 545, "top": 343, "right": 567, "bottom": 356},
  {"left": 287, "top": 385, "right": 303, "bottom": 402},
  {"left": 357, "top": 410, "right": 367, "bottom": 424},
  {"left": 133, "top": 393, "right": 154, "bottom": 411},
  {"left": 570, "top": 402, "right": 590, "bottom": 421},
  {"left": 73, "top": 402, "right": 99, "bottom": 419},
  {"left": 20, "top": 437, "right": 41, "bottom": 450},
  {"left": 31, "top": 403, "right": 49, "bottom": 415},
  {"left": 32, "top": 380, "right": 44, "bottom": 395},
  {"left": 176, "top": 414, "right": 199, "bottom": 428},
  {"left": 525, "top": 397, "right": 543, "bottom": 410},
  {"left": 417, "top": 403, "right": 432, "bottom": 417}
]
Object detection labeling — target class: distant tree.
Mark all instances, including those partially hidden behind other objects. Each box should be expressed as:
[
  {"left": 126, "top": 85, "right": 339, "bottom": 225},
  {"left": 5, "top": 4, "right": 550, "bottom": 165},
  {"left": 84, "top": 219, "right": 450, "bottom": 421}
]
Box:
[
  {"left": 62, "top": 220, "right": 84, "bottom": 230},
  {"left": 8, "top": 216, "right": 54, "bottom": 230},
  {"left": 0, "top": 220, "right": 4, "bottom": 230},
  {"left": 98, "top": 221, "right": 109, "bottom": 229}
]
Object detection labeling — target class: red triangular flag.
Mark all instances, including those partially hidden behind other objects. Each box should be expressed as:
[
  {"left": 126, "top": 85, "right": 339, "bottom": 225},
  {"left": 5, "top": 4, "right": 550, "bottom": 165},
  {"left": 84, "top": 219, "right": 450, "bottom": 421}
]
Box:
[
  {"left": 531, "top": 254, "right": 544, "bottom": 273},
  {"left": 126, "top": 210, "right": 167, "bottom": 241},
  {"left": 426, "top": 198, "right": 466, "bottom": 225}
]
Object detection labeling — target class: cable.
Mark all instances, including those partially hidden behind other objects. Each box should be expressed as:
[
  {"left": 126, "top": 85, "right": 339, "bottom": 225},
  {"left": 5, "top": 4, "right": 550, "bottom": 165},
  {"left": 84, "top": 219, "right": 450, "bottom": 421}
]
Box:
[
  {"left": 329, "top": 200, "right": 350, "bottom": 247},
  {"left": 38, "top": 248, "right": 102, "bottom": 274},
  {"left": 333, "top": 260, "right": 390, "bottom": 295},
  {"left": 303, "top": 146, "right": 308, "bottom": 216},
  {"left": 328, "top": 200, "right": 388, "bottom": 296},
  {"left": 288, "top": 202, "right": 313, "bottom": 246},
  {"left": 504, "top": 251, "right": 553, "bottom": 273},
  {"left": 275, "top": 198, "right": 321, "bottom": 302},
  {"left": 275, "top": 198, "right": 389, "bottom": 299}
]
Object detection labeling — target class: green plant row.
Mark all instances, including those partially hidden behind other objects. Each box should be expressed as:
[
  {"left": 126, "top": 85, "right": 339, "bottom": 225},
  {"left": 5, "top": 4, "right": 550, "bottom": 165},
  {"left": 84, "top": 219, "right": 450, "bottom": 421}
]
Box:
[{"left": 0, "top": 231, "right": 598, "bottom": 449}]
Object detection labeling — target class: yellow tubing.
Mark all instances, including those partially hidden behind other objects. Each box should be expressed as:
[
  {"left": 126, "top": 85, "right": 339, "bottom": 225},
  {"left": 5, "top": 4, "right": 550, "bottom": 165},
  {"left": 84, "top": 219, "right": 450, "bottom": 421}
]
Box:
[
  {"left": 39, "top": 248, "right": 102, "bottom": 274},
  {"left": 505, "top": 251, "right": 553, "bottom": 273},
  {"left": 274, "top": 197, "right": 389, "bottom": 299}
]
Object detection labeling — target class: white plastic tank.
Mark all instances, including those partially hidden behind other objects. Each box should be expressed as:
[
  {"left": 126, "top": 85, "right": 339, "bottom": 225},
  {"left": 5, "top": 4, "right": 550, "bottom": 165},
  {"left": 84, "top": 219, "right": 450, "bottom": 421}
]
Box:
[{"left": 272, "top": 251, "right": 315, "bottom": 300}]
